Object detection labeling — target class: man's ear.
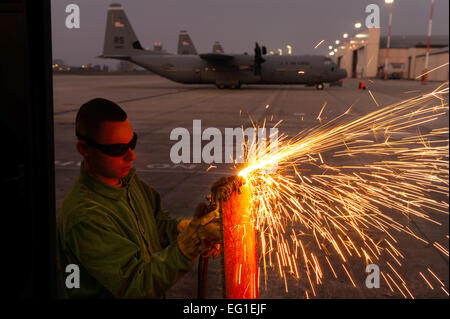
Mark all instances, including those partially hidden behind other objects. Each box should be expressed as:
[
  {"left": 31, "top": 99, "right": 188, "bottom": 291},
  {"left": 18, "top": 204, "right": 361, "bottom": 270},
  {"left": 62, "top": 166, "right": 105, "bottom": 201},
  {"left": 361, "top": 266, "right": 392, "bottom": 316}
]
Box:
[{"left": 76, "top": 140, "right": 89, "bottom": 158}]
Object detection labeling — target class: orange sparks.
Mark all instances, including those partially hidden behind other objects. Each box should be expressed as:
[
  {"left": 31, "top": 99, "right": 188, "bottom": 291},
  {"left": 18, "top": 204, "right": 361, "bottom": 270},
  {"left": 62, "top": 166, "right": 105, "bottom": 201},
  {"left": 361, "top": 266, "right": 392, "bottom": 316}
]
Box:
[
  {"left": 381, "top": 272, "right": 394, "bottom": 293},
  {"left": 236, "top": 85, "right": 448, "bottom": 296},
  {"left": 368, "top": 89, "right": 379, "bottom": 107},
  {"left": 314, "top": 39, "right": 325, "bottom": 49},
  {"left": 341, "top": 264, "right": 356, "bottom": 287},
  {"left": 419, "top": 272, "right": 434, "bottom": 290},
  {"left": 415, "top": 62, "right": 449, "bottom": 79},
  {"left": 316, "top": 101, "right": 328, "bottom": 122},
  {"left": 427, "top": 268, "right": 445, "bottom": 287}
]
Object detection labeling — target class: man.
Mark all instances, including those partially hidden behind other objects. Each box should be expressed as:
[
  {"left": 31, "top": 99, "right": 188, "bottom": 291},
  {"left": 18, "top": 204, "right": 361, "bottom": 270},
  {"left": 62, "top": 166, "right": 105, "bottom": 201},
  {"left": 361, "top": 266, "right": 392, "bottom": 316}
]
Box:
[{"left": 58, "top": 98, "right": 222, "bottom": 298}]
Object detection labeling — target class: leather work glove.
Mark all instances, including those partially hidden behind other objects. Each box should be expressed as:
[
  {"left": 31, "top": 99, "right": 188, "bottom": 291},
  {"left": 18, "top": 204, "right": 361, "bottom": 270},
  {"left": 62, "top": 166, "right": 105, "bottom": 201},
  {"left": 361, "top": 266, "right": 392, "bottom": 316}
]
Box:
[
  {"left": 177, "top": 219, "right": 191, "bottom": 234},
  {"left": 201, "top": 243, "right": 221, "bottom": 259},
  {"left": 177, "top": 203, "right": 222, "bottom": 260}
]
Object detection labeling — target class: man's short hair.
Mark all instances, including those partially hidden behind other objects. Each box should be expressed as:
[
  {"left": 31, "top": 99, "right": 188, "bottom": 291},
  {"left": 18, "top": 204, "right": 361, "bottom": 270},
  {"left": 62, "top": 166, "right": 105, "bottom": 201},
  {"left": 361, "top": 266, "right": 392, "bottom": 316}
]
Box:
[{"left": 75, "top": 98, "right": 128, "bottom": 139}]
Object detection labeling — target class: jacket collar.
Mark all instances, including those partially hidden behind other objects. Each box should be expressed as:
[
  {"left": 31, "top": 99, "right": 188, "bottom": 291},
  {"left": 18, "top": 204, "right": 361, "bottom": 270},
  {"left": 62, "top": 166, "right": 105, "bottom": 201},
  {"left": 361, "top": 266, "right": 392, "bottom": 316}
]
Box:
[{"left": 78, "top": 162, "right": 136, "bottom": 201}]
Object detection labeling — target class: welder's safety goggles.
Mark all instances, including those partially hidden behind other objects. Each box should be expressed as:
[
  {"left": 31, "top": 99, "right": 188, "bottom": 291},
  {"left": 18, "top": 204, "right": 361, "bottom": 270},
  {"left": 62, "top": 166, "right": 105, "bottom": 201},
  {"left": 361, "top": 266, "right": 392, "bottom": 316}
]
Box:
[{"left": 76, "top": 132, "right": 137, "bottom": 157}]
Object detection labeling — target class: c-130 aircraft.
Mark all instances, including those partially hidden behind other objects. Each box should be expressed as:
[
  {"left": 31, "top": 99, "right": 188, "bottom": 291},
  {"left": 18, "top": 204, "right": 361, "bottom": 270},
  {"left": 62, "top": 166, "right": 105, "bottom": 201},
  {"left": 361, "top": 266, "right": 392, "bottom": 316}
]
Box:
[{"left": 100, "top": 3, "right": 347, "bottom": 90}]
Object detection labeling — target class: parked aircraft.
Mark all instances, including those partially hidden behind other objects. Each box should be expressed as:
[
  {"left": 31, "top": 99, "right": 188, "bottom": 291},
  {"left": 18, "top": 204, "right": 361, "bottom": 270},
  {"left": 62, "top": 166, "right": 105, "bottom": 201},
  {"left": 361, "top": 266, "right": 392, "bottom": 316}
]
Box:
[{"left": 100, "top": 4, "right": 347, "bottom": 89}]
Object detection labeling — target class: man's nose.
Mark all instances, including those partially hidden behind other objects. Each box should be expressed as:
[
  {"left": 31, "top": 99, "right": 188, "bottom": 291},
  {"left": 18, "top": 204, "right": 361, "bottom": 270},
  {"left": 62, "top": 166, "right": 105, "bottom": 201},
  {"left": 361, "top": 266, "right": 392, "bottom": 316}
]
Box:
[{"left": 124, "top": 148, "right": 136, "bottom": 161}]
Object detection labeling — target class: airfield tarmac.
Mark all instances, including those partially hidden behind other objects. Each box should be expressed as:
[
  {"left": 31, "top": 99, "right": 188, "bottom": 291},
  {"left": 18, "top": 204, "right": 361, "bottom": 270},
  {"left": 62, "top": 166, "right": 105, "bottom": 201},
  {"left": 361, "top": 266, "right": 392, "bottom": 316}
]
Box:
[{"left": 53, "top": 74, "right": 449, "bottom": 299}]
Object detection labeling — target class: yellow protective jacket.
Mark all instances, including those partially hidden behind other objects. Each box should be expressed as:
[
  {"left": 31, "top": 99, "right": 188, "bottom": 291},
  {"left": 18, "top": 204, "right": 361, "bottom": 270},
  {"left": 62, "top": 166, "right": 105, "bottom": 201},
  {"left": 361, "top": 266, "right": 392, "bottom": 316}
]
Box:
[{"left": 58, "top": 166, "right": 193, "bottom": 298}]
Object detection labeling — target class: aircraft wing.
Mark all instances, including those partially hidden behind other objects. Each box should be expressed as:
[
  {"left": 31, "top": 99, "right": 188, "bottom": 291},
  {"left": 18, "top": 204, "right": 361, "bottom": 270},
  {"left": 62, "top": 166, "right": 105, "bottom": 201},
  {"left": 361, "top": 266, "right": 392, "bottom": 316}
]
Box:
[{"left": 199, "top": 53, "right": 235, "bottom": 63}]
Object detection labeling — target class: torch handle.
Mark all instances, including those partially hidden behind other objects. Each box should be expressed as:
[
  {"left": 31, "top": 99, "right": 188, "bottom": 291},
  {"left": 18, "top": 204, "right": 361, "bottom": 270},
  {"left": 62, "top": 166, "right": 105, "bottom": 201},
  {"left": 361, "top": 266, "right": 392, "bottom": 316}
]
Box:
[{"left": 197, "top": 256, "right": 209, "bottom": 299}]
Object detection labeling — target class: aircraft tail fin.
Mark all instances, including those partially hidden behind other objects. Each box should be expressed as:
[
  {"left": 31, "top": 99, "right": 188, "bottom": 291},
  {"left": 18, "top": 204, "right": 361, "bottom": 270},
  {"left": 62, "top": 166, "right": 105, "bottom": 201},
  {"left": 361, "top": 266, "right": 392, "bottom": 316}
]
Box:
[
  {"left": 177, "top": 30, "right": 197, "bottom": 55},
  {"left": 101, "top": 3, "right": 145, "bottom": 59}
]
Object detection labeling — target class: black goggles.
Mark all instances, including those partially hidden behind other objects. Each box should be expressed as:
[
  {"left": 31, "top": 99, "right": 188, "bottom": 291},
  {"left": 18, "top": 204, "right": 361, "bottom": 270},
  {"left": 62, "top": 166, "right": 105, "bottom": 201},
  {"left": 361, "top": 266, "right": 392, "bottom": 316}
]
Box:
[{"left": 76, "top": 132, "right": 137, "bottom": 157}]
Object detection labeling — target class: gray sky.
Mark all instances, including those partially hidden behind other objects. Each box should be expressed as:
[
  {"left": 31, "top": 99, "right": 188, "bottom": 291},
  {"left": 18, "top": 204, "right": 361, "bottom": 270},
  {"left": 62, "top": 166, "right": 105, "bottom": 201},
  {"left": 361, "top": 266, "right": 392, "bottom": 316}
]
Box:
[{"left": 51, "top": 0, "right": 449, "bottom": 68}]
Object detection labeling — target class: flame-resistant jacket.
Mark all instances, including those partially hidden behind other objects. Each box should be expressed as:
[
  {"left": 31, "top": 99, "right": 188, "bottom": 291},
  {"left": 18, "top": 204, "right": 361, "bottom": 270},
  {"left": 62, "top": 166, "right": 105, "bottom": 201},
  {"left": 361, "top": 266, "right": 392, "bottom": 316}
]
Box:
[{"left": 58, "top": 166, "right": 194, "bottom": 298}]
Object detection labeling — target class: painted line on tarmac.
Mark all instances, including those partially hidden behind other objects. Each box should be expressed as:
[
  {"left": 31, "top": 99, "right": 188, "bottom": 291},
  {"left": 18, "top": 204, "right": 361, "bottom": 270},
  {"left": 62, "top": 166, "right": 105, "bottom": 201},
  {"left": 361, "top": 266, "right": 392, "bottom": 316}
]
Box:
[
  {"left": 54, "top": 89, "right": 196, "bottom": 115},
  {"left": 54, "top": 161, "right": 233, "bottom": 176},
  {"left": 117, "top": 89, "right": 194, "bottom": 104}
]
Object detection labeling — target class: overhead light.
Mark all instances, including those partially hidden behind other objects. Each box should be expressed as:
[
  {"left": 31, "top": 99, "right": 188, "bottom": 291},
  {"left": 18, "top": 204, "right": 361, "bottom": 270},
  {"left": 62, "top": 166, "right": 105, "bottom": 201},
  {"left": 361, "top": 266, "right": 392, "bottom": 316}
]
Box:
[
  {"left": 286, "top": 44, "right": 292, "bottom": 55},
  {"left": 343, "top": 33, "right": 348, "bottom": 39},
  {"left": 385, "top": 0, "right": 394, "bottom": 4},
  {"left": 329, "top": 51, "right": 335, "bottom": 56},
  {"left": 334, "top": 48, "right": 338, "bottom": 52},
  {"left": 335, "top": 40, "right": 340, "bottom": 45},
  {"left": 328, "top": 45, "right": 333, "bottom": 50},
  {"left": 354, "top": 22, "right": 362, "bottom": 29},
  {"left": 297, "top": 70, "right": 305, "bottom": 74},
  {"left": 355, "top": 33, "right": 368, "bottom": 38}
]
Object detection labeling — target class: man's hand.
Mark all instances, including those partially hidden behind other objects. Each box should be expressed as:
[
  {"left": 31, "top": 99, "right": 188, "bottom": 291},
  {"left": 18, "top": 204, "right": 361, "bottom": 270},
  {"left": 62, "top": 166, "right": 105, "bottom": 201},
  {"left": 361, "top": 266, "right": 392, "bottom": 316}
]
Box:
[
  {"left": 177, "top": 219, "right": 191, "bottom": 234},
  {"left": 177, "top": 176, "right": 245, "bottom": 260},
  {"left": 177, "top": 203, "right": 222, "bottom": 260}
]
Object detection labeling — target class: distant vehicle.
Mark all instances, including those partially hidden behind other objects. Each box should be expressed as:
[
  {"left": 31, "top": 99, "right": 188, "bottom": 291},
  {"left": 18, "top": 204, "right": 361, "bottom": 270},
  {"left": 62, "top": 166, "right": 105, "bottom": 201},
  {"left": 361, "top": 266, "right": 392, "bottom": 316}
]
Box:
[
  {"left": 378, "top": 62, "right": 405, "bottom": 79},
  {"left": 99, "top": 4, "right": 347, "bottom": 89}
]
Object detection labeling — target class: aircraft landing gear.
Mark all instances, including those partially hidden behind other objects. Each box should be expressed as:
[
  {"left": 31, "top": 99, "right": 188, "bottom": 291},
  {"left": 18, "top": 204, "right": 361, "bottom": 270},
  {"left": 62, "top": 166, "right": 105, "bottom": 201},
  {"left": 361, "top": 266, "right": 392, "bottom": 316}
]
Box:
[
  {"left": 216, "top": 83, "right": 241, "bottom": 89},
  {"left": 316, "top": 83, "right": 324, "bottom": 90}
]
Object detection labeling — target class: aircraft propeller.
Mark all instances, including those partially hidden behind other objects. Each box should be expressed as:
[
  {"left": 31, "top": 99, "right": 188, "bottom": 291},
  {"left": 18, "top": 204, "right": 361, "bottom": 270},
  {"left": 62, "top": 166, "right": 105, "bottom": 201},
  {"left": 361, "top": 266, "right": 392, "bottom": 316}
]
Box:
[{"left": 254, "top": 42, "right": 266, "bottom": 76}]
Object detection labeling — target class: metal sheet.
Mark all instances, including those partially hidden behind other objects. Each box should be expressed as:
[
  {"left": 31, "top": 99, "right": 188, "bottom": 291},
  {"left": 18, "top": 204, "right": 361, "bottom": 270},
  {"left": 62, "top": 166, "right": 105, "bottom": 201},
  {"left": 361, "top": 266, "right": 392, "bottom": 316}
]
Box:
[{"left": 221, "top": 184, "right": 259, "bottom": 299}]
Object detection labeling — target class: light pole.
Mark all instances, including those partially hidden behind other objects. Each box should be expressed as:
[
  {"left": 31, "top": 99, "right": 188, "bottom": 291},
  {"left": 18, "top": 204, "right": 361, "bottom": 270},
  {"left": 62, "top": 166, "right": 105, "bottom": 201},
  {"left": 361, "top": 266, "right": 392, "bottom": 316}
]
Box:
[
  {"left": 423, "top": 0, "right": 435, "bottom": 85},
  {"left": 353, "top": 22, "right": 362, "bottom": 78},
  {"left": 384, "top": 0, "right": 394, "bottom": 80}
]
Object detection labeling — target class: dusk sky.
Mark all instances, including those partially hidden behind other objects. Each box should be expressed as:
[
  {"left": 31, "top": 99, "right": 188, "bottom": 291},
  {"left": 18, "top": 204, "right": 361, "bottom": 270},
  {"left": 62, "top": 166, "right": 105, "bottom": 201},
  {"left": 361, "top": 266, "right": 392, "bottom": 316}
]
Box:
[{"left": 51, "top": 0, "right": 449, "bottom": 68}]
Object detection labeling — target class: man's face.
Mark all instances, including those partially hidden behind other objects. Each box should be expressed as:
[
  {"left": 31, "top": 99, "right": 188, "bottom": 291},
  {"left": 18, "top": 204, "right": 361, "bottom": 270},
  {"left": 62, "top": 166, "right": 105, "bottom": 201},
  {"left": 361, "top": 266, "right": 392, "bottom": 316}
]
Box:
[{"left": 80, "top": 119, "right": 136, "bottom": 182}]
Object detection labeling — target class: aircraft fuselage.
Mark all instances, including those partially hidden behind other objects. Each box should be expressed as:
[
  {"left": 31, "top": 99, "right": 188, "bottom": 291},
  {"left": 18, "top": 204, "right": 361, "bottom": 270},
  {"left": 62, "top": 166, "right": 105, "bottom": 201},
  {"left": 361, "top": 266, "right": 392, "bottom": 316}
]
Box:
[{"left": 130, "top": 54, "right": 346, "bottom": 87}]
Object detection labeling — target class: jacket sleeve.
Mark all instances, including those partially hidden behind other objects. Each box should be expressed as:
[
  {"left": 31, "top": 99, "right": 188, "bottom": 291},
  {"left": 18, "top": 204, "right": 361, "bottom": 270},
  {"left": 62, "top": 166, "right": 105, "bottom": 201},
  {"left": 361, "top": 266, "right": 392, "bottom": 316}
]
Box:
[
  {"left": 65, "top": 211, "right": 194, "bottom": 298},
  {"left": 141, "top": 182, "right": 182, "bottom": 244}
]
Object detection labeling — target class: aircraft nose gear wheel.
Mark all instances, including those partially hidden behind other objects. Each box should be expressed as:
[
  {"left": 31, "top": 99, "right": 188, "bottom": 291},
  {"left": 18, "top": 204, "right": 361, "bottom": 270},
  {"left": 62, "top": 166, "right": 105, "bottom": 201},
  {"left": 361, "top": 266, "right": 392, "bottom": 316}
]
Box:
[{"left": 316, "top": 83, "right": 324, "bottom": 90}]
